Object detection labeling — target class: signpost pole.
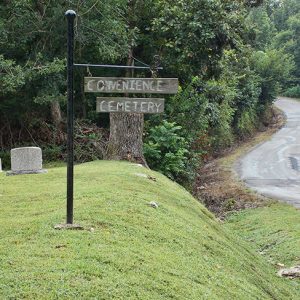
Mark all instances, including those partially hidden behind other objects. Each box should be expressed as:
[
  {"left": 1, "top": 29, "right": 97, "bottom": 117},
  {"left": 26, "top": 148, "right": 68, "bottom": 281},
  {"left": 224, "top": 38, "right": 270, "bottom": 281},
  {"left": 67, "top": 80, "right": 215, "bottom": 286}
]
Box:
[{"left": 66, "top": 10, "right": 76, "bottom": 224}]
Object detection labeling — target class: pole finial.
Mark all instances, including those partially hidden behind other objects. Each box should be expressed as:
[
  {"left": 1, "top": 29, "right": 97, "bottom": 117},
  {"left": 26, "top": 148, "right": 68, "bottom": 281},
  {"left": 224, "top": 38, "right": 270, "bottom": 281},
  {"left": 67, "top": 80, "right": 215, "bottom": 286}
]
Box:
[{"left": 65, "top": 10, "right": 76, "bottom": 18}]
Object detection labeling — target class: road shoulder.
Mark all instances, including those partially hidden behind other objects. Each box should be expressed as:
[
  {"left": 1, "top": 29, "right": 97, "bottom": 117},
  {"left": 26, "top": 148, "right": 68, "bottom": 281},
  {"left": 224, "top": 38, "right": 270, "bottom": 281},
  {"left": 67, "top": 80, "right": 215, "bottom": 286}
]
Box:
[{"left": 194, "top": 104, "right": 285, "bottom": 218}]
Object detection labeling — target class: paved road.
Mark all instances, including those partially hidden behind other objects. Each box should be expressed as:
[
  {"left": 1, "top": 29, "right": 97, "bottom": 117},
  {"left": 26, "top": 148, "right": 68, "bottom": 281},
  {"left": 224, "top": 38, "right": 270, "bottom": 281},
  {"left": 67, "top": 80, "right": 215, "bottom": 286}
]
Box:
[{"left": 237, "top": 97, "right": 300, "bottom": 208}]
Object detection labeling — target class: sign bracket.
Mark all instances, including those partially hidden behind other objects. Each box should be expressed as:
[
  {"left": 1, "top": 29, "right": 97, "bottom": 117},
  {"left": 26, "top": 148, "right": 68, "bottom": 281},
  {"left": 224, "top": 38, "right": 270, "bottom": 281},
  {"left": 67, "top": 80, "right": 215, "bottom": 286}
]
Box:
[
  {"left": 74, "top": 63, "right": 163, "bottom": 71},
  {"left": 62, "top": 9, "right": 174, "bottom": 227}
]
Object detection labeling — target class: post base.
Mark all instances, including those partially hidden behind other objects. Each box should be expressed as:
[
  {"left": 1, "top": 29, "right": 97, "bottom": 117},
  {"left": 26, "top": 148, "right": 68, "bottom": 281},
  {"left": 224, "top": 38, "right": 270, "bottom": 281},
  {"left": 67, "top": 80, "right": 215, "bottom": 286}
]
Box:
[
  {"left": 6, "top": 169, "right": 48, "bottom": 176},
  {"left": 54, "top": 224, "right": 84, "bottom": 230}
]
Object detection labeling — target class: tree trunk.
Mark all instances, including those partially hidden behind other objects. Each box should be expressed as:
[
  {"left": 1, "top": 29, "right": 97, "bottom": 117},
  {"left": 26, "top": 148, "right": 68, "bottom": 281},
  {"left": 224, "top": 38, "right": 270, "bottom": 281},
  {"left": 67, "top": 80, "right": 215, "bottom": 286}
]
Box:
[
  {"left": 106, "top": 51, "right": 146, "bottom": 162},
  {"left": 105, "top": 0, "right": 147, "bottom": 165},
  {"left": 50, "top": 100, "right": 62, "bottom": 127},
  {"left": 105, "top": 51, "right": 147, "bottom": 165},
  {"left": 106, "top": 112, "right": 146, "bottom": 164}
]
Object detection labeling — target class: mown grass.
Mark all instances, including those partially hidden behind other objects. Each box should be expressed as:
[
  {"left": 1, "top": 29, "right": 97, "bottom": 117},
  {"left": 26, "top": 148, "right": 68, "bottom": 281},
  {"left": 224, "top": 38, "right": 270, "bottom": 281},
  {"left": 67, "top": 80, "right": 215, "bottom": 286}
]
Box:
[
  {"left": 0, "top": 161, "right": 297, "bottom": 299},
  {"left": 225, "top": 203, "right": 300, "bottom": 268}
]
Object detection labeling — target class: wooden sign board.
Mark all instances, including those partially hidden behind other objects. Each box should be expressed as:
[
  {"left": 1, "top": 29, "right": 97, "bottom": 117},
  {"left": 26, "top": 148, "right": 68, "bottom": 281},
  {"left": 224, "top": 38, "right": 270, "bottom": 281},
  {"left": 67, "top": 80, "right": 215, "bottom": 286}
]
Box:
[
  {"left": 97, "top": 98, "right": 164, "bottom": 114},
  {"left": 85, "top": 77, "right": 178, "bottom": 94}
]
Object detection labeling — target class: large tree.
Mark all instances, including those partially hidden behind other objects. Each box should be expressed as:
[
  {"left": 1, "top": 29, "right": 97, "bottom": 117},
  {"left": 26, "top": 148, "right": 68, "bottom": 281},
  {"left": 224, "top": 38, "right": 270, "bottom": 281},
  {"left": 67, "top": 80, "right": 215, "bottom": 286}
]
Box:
[
  {"left": 106, "top": 0, "right": 253, "bottom": 163},
  {"left": 105, "top": 0, "right": 147, "bottom": 164},
  {"left": 0, "top": 0, "right": 129, "bottom": 147}
]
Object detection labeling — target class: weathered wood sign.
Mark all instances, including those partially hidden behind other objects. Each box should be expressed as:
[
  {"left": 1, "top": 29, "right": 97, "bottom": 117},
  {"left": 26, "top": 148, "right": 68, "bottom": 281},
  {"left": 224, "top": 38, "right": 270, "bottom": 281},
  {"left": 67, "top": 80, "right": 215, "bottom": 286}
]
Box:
[
  {"left": 97, "top": 98, "right": 164, "bottom": 114},
  {"left": 85, "top": 77, "right": 178, "bottom": 94}
]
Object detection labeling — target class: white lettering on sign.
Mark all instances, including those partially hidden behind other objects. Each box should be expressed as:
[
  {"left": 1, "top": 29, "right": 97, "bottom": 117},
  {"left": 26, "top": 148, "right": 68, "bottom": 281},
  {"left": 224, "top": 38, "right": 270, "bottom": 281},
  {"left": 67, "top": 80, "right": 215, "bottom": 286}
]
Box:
[
  {"left": 96, "top": 98, "right": 165, "bottom": 114},
  {"left": 155, "top": 103, "right": 162, "bottom": 111},
  {"left": 140, "top": 102, "right": 148, "bottom": 113},
  {"left": 97, "top": 80, "right": 105, "bottom": 91},
  {"left": 108, "top": 101, "right": 115, "bottom": 112},
  {"left": 117, "top": 102, "right": 124, "bottom": 110},
  {"left": 100, "top": 101, "right": 105, "bottom": 111},
  {"left": 87, "top": 79, "right": 96, "bottom": 91},
  {"left": 125, "top": 101, "right": 131, "bottom": 112},
  {"left": 148, "top": 102, "right": 154, "bottom": 111},
  {"left": 85, "top": 77, "right": 178, "bottom": 94}
]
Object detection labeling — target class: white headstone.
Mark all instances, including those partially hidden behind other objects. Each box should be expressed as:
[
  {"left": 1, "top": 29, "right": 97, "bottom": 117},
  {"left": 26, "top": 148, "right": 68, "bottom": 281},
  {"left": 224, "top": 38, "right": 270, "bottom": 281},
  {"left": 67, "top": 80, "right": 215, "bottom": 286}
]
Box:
[
  {"left": 0, "top": 158, "right": 2, "bottom": 172},
  {"left": 7, "top": 147, "right": 47, "bottom": 176}
]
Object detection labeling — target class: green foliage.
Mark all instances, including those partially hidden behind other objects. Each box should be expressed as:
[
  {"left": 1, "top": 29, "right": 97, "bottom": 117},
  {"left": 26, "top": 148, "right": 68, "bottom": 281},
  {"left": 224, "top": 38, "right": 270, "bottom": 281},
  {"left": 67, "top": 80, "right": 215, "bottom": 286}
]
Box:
[
  {"left": 144, "top": 121, "right": 189, "bottom": 180},
  {"left": 0, "top": 0, "right": 130, "bottom": 133},
  {"left": 0, "top": 0, "right": 295, "bottom": 185},
  {"left": 205, "top": 79, "right": 236, "bottom": 150},
  {"left": 0, "top": 55, "right": 25, "bottom": 93},
  {"left": 42, "top": 145, "right": 64, "bottom": 162},
  {"left": 0, "top": 150, "right": 10, "bottom": 170},
  {"left": 261, "top": 0, "right": 300, "bottom": 94},
  {"left": 284, "top": 85, "right": 300, "bottom": 98},
  {"left": 217, "top": 49, "right": 261, "bottom": 138},
  {"left": 152, "top": 0, "right": 248, "bottom": 79},
  {"left": 250, "top": 49, "right": 295, "bottom": 105},
  {"left": 235, "top": 110, "right": 258, "bottom": 138},
  {"left": 246, "top": 5, "right": 277, "bottom": 50},
  {"left": 167, "top": 77, "right": 209, "bottom": 139}
]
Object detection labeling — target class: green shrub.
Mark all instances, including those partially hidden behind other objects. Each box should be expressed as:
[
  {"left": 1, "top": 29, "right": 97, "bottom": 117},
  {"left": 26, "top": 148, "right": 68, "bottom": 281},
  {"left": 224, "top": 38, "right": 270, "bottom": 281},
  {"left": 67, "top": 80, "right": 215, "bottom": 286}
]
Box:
[
  {"left": 235, "top": 110, "right": 258, "bottom": 138},
  {"left": 42, "top": 145, "right": 65, "bottom": 162},
  {"left": 0, "top": 150, "right": 10, "bottom": 170},
  {"left": 251, "top": 49, "right": 295, "bottom": 105},
  {"left": 167, "top": 77, "right": 209, "bottom": 139},
  {"left": 144, "top": 121, "right": 189, "bottom": 181},
  {"left": 284, "top": 85, "right": 300, "bottom": 98}
]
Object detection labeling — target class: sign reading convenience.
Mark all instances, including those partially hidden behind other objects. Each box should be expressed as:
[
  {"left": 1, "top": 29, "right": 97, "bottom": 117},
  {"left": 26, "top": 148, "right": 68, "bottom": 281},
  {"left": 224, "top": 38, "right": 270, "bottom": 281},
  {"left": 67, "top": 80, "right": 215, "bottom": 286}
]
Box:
[
  {"left": 85, "top": 77, "right": 178, "bottom": 94},
  {"left": 97, "top": 98, "right": 164, "bottom": 114}
]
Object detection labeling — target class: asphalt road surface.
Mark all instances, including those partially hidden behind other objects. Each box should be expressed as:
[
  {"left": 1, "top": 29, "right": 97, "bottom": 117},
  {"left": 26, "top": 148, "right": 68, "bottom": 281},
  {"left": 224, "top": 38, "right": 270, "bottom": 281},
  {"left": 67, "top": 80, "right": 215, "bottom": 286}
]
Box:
[{"left": 237, "top": 97, "right": 300, "bottom": 208}]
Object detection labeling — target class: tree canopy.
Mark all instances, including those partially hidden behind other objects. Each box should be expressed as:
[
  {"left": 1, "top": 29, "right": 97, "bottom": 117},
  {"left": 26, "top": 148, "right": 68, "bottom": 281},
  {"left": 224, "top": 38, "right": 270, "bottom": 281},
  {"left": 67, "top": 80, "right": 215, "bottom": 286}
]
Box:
[{"left": 0, "top": 0, "right": 296, "bottom": 182}]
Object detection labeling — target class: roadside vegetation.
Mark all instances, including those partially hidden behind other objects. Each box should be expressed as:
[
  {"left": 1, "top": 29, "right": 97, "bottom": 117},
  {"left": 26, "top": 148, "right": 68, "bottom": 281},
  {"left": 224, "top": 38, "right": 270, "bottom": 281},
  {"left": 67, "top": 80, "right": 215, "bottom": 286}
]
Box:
[
  {"left": 0, "top": 0, "right": 298, "bottom": 186},
  {"left": 193, "top": 98, "right": 300, "bottom": 292},
  {"left": 194, "top": 105, "right": 285, "bottom": 217},
  {"left": 1, "top": 1, "right": 300, "bottom": 298},
  {"left": 226, "top": 203, "right": 300, "bottom": 272},
  {"left": 0, "top": 161, "right": 298, "bottom": 299}
]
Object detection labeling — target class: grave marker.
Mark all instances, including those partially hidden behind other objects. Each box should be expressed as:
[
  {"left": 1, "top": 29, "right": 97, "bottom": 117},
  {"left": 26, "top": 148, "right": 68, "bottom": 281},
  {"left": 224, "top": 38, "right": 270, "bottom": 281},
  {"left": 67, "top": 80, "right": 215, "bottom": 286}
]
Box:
[{"left": 6, "top": 147, "right": 47, "bottom": 176}]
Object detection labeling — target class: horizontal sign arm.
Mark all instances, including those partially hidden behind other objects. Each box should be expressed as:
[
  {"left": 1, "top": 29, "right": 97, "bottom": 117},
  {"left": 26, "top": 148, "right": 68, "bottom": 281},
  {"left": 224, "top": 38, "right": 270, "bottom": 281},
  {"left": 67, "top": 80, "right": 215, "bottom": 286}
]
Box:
[{"left": 75, "top": 63, "right": 163, "bottom": 70}]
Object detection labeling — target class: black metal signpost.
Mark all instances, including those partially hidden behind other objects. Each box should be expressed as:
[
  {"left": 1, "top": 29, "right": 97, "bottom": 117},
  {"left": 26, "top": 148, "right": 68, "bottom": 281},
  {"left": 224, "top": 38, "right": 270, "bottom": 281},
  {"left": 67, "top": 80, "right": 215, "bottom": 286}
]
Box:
[
  {"left": 66, "top": 10, "right": 76, "bottom": 225},
  {"left": 55, "top": 10, "right": 80, "bottom": 230},
  {"left": 55, "top": 10, "right": 178, "bottom": 229}
]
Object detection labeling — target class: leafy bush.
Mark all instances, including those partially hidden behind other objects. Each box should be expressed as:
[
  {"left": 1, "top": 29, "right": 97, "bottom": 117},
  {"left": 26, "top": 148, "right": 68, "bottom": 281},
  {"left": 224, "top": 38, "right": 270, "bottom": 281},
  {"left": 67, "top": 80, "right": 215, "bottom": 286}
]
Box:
[
  {"left": 0, "top": 150, "right": 10, "bottom": 170},
  {"left": 144, "top": 121, "right": 189, "bottom": 180},
  {"left": 167, "top": 77, "right": 209, "bottom": 139},
  {"left": 284, "top": 85, "right": 300, "bottom": 98},
  {"left": 42, "top": 145, "right": 65, "bottom": 162},
  {"left": 204, "top": 80, "right": 236, "bottom": 151},
  {"left": 73, "top": 121, "right": 107, "bottom": 163},
  {"left": 250, "top": 49, "right": 295, "bottom": 105},
  {"left": 235, "top": 110, "right": 258, "bottom": 138}
]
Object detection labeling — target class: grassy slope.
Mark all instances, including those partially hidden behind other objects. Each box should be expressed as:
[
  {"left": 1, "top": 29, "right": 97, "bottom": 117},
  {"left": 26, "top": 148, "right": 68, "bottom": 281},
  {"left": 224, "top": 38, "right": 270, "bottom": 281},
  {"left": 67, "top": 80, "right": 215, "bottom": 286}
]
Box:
[
  {"left": 0, "top": 161, "right": 296, "bottom": 299},
  {"left": 225, "top": 203, "right": 300, "bottom": 291}
]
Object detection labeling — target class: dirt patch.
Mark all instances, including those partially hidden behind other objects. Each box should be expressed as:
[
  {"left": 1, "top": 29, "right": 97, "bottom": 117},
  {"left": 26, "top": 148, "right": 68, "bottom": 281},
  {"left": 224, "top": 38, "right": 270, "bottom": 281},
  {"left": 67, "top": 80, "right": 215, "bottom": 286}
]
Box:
[{"left": 194, "top": 106, "right": 286, "bottom": 218}]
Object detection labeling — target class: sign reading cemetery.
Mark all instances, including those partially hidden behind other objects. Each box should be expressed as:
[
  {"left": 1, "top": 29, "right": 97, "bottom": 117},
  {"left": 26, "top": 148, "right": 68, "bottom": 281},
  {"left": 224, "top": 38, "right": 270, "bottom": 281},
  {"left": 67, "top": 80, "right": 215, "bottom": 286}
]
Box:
[
  {"left": 97, "top": 98, "right": 164, "bottom": 114},
  {"left": 85, "top": 77, "right": 178, "bottom": 94}
]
